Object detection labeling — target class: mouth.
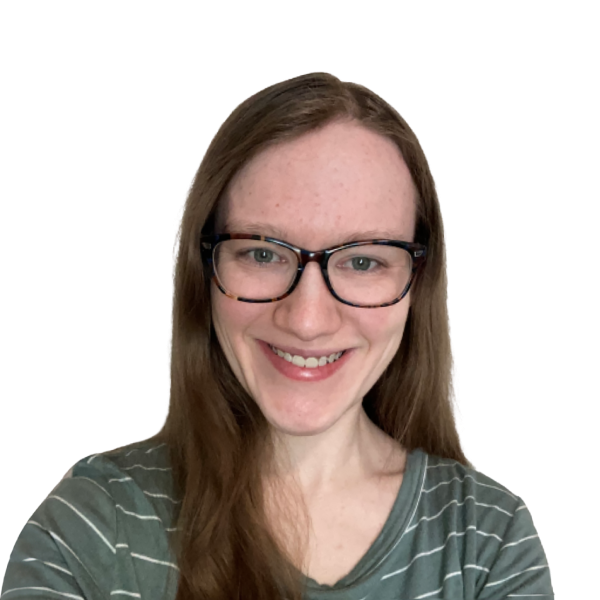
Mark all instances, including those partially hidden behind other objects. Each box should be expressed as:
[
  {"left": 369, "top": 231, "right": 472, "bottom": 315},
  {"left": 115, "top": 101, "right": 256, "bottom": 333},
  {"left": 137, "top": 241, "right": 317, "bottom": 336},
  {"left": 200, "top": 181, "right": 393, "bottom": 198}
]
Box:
[
  {"left": 267, "top": 343, "right": 347, "bottom": 369},
  {"left": 258, "top": 340, "right": 352, "bottom": 366},
  {"left": 257, "top": 339, "right": 353, "bottom": 382}
]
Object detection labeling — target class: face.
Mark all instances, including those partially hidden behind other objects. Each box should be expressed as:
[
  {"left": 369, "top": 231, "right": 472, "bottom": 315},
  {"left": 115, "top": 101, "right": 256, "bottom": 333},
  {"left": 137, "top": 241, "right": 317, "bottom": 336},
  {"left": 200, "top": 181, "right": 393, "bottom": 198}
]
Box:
[{"left": 211, "top": 120, "right": 417, "bottom": 437}]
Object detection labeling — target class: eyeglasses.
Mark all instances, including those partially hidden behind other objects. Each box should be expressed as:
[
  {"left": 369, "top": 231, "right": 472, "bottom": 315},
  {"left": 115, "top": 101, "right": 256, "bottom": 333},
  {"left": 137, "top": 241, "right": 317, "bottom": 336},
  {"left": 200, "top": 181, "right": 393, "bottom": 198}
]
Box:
[{"left": 200, "top": 234, "right": 427, "bottom": 309}]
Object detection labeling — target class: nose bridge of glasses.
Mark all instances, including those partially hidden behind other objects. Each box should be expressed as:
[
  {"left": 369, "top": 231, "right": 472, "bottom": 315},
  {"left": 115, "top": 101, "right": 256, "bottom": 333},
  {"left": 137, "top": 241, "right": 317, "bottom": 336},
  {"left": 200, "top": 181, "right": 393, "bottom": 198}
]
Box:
[
  {"left": 297, "top": 249, "right": 329, "bottom": 270},
  {"left": 291, "top": 250, "right": 334, "bottom": 301}
]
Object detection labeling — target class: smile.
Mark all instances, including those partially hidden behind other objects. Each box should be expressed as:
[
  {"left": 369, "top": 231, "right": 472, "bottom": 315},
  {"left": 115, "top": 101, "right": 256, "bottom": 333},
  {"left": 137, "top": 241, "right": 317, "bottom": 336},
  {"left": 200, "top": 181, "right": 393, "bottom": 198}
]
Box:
[
  {"left": 257, "top": 340, "right": 353, "bottom": 382},
  {"left": 269, "top": 344, "right": 346, "bottom": 368}
]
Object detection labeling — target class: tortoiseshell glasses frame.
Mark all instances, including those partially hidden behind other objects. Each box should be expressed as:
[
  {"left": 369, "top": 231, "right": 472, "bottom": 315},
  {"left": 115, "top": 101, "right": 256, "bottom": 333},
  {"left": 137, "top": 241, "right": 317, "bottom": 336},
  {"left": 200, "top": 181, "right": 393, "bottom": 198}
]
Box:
[{"left": 200, "top": 233, "right": 428, "bottom": 309}]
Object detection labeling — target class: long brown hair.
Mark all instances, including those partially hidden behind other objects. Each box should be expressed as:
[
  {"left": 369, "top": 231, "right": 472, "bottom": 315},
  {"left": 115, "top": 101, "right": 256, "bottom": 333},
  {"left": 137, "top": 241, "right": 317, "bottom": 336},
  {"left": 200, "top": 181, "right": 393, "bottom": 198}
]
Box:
[{"left": 148, "top": 72, "right": 470, "bottom": 599}]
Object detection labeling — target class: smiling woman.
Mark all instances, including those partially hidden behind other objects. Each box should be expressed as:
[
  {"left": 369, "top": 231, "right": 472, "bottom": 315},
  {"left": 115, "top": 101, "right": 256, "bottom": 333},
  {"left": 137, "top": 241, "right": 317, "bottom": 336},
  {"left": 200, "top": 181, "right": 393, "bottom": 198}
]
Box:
[{"left": 1, "top": 73, "right": 554, "bottom": 599}]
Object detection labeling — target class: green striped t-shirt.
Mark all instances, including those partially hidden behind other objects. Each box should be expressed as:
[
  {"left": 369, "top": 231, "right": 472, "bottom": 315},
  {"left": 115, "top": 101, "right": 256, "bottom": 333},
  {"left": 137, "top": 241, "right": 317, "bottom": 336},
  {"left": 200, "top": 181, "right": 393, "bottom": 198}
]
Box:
[{"left": 2, "top": 441, "right": 554, "bottom": 599}]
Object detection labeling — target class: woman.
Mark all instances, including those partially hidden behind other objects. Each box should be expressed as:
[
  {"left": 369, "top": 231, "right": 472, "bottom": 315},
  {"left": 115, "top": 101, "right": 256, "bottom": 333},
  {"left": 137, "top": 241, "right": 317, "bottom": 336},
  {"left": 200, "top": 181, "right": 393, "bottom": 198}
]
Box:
[{"left": 2, "top": 73, "right": 554, "bottom": 599}]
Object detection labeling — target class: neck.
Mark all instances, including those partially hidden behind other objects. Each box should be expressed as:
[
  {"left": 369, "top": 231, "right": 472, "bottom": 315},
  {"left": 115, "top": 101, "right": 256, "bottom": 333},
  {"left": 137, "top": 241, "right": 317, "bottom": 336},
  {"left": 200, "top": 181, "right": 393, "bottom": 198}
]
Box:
[{"left": 270, "top": 405, "right": 395, "bottom": 496}]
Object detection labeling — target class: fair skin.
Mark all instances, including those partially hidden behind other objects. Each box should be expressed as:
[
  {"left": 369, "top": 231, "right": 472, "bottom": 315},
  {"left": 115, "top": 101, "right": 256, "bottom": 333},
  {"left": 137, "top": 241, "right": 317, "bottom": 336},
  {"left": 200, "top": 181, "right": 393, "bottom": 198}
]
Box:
[{"left": 211, "top": 120, "right": 416, "bottom": 584}]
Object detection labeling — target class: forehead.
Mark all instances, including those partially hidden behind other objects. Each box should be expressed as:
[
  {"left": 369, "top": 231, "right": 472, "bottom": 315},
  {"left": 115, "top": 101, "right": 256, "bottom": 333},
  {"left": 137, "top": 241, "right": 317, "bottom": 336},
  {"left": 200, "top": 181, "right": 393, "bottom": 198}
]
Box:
[{"left": 218, "top": 120, "right": 417, "bottom": 246}]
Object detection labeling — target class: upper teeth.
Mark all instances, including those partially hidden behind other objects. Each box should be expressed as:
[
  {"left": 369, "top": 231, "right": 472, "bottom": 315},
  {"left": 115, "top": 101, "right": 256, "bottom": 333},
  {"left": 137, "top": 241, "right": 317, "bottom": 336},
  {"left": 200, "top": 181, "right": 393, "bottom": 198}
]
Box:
[{"left": 269, "top": 345, "right": 344, "bottom": 368}]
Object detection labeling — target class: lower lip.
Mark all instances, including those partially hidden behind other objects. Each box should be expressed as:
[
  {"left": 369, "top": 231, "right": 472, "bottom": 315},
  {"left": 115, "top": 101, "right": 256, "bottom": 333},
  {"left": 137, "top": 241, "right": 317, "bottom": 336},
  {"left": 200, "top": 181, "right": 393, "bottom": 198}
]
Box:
[{"left": 257, "top": 340, "right": 354, "bottom": 382}]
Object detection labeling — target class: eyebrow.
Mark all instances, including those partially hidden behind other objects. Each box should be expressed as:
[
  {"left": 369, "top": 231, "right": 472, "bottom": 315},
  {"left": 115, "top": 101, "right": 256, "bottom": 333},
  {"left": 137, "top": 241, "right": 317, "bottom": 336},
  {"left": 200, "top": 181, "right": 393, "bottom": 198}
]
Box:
[{"left": 221, "top": 221, "right": 411, "bottom": 244}]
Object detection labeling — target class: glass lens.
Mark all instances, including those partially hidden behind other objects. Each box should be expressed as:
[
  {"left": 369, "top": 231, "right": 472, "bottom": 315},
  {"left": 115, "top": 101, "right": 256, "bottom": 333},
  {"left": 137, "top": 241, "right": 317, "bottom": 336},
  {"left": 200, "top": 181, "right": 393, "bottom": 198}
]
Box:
[{"left": 213, "top": 240, "right": 412, "bottom": 306}]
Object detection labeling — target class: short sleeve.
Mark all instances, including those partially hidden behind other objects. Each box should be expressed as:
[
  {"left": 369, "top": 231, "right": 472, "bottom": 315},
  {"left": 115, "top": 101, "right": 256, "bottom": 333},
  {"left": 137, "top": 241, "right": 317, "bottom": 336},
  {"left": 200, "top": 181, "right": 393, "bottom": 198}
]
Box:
[
  {"left": 476, "top": 499, "right": 554, "bottom": 599},
  {"left": 2, "top": 465, "right": 117, "bottom": 600}
]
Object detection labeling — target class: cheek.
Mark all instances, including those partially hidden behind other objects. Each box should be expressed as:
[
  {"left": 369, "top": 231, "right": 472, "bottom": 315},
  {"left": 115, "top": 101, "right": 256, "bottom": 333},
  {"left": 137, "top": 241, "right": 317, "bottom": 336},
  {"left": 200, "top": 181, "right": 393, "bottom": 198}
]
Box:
[
  {"left": 353, "top": 300, "right": 411, "bottom": 347},
  {"left": 365, "top": 309, "right": 410, "bottom": 378},
  {"left": 210, "top": 288, "right": 269, "bottom": 345}
]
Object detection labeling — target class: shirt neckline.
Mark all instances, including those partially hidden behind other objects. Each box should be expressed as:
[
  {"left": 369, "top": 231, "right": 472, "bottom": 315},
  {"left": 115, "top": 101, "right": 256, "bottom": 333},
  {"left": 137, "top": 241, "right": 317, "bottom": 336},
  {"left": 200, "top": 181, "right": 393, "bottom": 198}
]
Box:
[{"left": 303, "top": 447, "right": 426, "bottom": 594}]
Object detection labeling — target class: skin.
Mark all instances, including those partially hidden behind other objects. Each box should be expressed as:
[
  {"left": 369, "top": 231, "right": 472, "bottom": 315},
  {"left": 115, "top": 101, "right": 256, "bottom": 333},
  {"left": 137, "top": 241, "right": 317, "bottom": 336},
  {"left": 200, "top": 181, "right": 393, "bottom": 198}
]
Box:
[{"left": 211, "top": 119, "right": 417, "bottom": 496}]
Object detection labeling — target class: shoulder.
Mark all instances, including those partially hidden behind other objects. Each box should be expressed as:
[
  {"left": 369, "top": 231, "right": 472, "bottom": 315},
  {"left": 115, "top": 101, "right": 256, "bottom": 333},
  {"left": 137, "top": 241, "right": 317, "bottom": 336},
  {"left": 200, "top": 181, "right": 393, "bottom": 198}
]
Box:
[
  {"left": 48, "top": 439, "right": 173, "bottom": 483},
  {"left": 2, "top": 439, "right": 179, "bottom": 599},
  {"left": 67, "top": 439, "right": 180, "bottom": 537},
  {"left": 44, "top": 438, "right": 177, "bottom": 531},
  {"left": 420, "top": 452, "right": 521, "bottom": 512},
  {"left": 50, "top": 439, "right": 179, "bottom": 515},
  {"left": 412, "top": 451, "right": 532, "bottom": 544},
  {"left": 404, "top": 450, "right": 553, "bottom": 597}
]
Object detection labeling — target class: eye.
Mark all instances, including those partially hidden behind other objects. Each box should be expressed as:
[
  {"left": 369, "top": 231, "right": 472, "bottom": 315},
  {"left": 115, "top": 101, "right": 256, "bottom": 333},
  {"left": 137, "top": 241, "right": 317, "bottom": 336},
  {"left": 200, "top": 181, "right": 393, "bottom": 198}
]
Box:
[
  {"left": 238, "top": 247, "right": 286, "bottom": 265},
  {"left": 339, "top": 255, "right": 384, "bottom": 273}
]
